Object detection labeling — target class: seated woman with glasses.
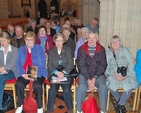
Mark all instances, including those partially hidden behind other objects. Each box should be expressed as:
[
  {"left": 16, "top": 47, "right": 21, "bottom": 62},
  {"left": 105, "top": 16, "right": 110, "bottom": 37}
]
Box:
[
  {"left": 46, "top": 33, "right": 74, "bottom": 113},
  {"left": 15, "top": 31, "right": 48, "bottom": 113}
]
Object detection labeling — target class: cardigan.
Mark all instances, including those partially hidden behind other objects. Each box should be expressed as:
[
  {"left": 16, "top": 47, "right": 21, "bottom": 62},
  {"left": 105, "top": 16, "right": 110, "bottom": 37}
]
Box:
[{"left": 16, "top": 44, "right": 48, "bottom": 78}]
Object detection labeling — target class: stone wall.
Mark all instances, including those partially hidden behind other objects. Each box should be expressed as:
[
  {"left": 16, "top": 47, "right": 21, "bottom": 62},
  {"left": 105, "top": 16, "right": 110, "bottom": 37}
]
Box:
[{"left": 99, "top": 0, "right": 141, "bottom": 58}]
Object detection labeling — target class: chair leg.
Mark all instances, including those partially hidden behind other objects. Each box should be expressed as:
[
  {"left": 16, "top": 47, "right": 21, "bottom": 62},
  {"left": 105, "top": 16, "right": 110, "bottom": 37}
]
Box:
[
  {"left": 136, "top": 87, "right": 141, "bottom": 110},
  {"left": 13, "top": 85, "right": 17, "bottom": 108},
  {"left": 133, "top": 90, "right": 138, "bottom": 110},
  {"left": 73, "top": 85, "right": 76, "bottom": 112},
  {"left": 46, "top": 85, "right": 49, "bottom": 110},
  {"left": 42, "top": 85, "right": 45, "bottom": 110},
  {"left": 106, "top": 90, "right": 110, "bottom": 111}
]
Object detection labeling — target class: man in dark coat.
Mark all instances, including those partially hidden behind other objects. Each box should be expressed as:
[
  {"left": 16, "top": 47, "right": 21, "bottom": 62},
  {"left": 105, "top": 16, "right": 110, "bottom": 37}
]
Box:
[{"left": 76, "top": 31, "right": 108, "bottom": 113}]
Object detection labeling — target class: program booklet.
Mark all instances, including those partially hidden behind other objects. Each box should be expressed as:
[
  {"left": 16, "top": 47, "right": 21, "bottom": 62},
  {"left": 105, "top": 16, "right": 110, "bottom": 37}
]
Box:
[
  {"left": 27, "top": 66, "right": 37, "bottom": 80},
  {"left": 51, "top": 76, "right": 67, "bottom": 83}
]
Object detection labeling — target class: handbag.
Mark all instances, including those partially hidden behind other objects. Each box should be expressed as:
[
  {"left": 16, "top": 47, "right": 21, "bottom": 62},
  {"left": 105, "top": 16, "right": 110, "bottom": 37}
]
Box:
[
  {"left": 82, "top": 91, "right": 99, "bottom": 113},
  {"left": 23, "top": 81, "right": 38, "bottom": 113},
  {"left": 2, "top": 91, "right": 14, "bottom": 112}
]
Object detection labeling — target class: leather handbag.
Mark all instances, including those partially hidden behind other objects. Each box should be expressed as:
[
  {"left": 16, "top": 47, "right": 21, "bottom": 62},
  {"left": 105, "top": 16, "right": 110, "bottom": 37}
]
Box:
[{"left": 23, "top": 81, "right": 37, "bottom": 113}]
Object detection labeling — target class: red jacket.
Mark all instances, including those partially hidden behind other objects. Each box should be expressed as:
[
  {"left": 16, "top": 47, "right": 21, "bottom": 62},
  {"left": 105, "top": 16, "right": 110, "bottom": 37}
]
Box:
[
  {"left": 35, "top": 34, "right": 54, "bottom": 54},
  {"left": 77, "top": 42, "right": 107, "bottom": 80}
]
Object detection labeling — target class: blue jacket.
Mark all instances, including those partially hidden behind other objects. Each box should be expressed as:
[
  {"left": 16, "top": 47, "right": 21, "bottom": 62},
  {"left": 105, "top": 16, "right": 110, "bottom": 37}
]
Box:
[
  {"left": 17, "top": 44, "right": 48, "bottom": 78},
  {"left": 135, "top": 49, "right": 141, "bottom": 85}
]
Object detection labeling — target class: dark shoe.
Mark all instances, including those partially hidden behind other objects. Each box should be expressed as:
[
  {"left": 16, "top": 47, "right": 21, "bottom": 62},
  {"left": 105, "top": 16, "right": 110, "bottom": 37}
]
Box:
[
  {"left": 67, "top": 109, "right": 72, "bottom": 113},
  {"left": 117, "top": 104, "right": 126, "bottom": 113},
  {"left": 46, "top": 110, "right": 51, "bottom": 113}
]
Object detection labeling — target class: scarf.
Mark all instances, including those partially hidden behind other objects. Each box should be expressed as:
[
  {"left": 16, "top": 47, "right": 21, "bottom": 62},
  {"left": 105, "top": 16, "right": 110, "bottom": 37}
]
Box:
[{"left": 38, "top": 34, "right": 47, "bottom": 51}]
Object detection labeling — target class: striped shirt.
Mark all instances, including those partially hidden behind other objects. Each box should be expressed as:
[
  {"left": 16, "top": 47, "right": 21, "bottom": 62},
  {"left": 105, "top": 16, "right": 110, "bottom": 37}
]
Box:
[{"left": 88, "top": 44, "right": 96, "bottom": 57}]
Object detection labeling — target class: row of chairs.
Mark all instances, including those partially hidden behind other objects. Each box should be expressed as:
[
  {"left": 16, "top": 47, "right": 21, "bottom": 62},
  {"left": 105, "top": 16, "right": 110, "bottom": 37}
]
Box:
[{"left": 4, "top": 78, "right": 141, "bottom": 112}]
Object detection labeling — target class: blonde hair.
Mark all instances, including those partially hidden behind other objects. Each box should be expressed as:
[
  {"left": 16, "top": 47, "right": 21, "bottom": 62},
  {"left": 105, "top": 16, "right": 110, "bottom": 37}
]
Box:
[
  {"left": 0, "top": 32, "right": 11, "bottom": 40},
  {"left": 108, "top": 35, "right": 123, "bottom": 48},
  {"left": 24, "top": 31, "right": 36, "bottom": 41}
]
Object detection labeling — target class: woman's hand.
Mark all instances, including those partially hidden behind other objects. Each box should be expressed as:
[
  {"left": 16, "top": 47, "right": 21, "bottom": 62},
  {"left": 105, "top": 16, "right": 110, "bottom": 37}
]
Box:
[
  {"left": 0, "top": 66, "right": 5, "bottom": 72},
  {"left": 56, "top": 71, "right": 64, "bottom": 81},
  {"left": 22, "top": 74, "right": 31, "bottom": 80},
  {"left": 113, "top": 73, "right": 128, "bottom": 81},
  {"left": 0, "top": 69, "right": 8, "bottom": 74}
]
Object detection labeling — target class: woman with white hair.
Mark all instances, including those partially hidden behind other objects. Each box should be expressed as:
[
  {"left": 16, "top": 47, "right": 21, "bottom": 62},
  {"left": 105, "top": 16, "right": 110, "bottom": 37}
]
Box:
[
  {"left": 74, "top": 27, "right": 89, "bottom": 58},
  {"left": 105, "top": 35, "right": 137, "bottom": 113}
]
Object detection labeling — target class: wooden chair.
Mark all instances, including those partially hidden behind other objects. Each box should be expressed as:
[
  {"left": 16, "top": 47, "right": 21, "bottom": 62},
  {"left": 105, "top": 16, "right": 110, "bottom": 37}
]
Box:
[
  {"left": 107, "top": 88, "right": 138, "bottom": 111},
  {"left": 5, "top": 78, "right": 45, "bottom": 110},
  {"left": 45, "top": 79, "right": 76, "bottom": 111},
  {"left": 76, "top": 78, "right": 110, "bottom": 111},
  {"left": 4, "top": 78, "right": 17, "bottom": 108},
  {"left": 136, "top": 86, "right": 141, "bottom": 110}
]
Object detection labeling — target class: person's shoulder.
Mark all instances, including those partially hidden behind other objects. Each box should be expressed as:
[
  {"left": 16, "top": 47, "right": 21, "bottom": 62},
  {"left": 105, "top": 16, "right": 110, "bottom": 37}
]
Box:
[
  {"left": 137, "top": 49, "right": 141, "bottom": 53},
  {"left": 121, "top": 47, "right": 130, "bottom": 53},
  {"left": 11, "top": 45, "right": 18, "bottom": 51}
]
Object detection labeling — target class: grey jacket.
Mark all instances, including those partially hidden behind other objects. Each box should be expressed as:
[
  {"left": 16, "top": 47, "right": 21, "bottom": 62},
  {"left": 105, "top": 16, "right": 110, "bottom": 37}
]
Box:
[
  {"left": 48, "top": 45, "right": 74, "bottom": 79},
  {"left": 0, "top": 45, "right": 18, "bottom": 78},
  {"left": 105, "top": 47, "right": 138, "bottom": 91}
]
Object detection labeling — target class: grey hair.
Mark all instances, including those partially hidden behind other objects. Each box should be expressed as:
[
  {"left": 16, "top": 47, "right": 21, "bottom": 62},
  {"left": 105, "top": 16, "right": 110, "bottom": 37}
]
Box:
[
  {"left": 108, "top": 35, "right": 123, "bottom": 48},
  {"left": 29, "top": 19, "right": 36, "bottom": 25},
  {"left": 15, "top": 25, "right": 23, "bottom": 31},
  {"left": 88, "top": 30, "right": 99, "bottom": 39},
  {"left": 81, "top": 27, "right": 89, "bottom": 33},
  {"left": 62, "top": 27, "right": 71, "bottom": 34}
]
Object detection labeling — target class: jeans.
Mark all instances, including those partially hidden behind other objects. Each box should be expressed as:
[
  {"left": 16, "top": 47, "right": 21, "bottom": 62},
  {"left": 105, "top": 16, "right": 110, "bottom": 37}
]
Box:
[{"left": 0, "top": 70, "right": 15, "bottom": 110}]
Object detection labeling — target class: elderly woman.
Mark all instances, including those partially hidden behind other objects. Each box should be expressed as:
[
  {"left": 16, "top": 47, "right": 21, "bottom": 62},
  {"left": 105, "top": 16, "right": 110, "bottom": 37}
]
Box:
[
  {"left": 105, "top": 35, "right": 137, "bottom": 113},
  {"left": 74, "top": 27, "right": 89, "bottom": 58},
  {"left": 46, "top": 33, "right": 74, "bottom": 113},
  {"left": 35, "top": 25, "right": 54, "bottom": 55},
  {"left": 62, "top": 27, "right": 75, "bottom": 54},
  {"left": 15, "top": 31, "right": 48, "bottom": 113},
  {"left": 0, "top": 32, "right": 18, "bottom": 111}
]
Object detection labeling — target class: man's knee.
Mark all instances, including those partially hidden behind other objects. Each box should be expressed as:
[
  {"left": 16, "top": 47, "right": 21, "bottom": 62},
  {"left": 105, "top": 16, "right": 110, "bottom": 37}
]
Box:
[
  {"left": 98, "top": 84, "right": 108, "bottom": 93},
  {"left": 77, "top": 85, "right": 87, "bottom": 93}
]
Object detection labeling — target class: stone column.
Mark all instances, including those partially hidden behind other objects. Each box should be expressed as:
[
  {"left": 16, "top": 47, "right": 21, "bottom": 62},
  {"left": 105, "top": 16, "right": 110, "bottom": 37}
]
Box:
[
  {"left": 99, "top": 0, "right": 141, "bottom": 58},
  {"left": 0, "top": 0, "right": 8, "bottom": 19},
  {"left": 78, "top": 0, "right": 100, "bottom": 26}
]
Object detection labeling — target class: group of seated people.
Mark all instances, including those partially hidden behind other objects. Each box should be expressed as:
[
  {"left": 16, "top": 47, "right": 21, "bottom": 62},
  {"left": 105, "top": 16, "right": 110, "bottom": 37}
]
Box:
[{"left": 0, "top": 16, "right": 140, "bottom": 113}]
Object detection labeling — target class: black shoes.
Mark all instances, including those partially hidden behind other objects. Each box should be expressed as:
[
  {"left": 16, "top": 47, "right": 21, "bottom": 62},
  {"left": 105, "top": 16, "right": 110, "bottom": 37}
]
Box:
[{"left": 116, "top": 104, "right": 126, "bottom": 113}]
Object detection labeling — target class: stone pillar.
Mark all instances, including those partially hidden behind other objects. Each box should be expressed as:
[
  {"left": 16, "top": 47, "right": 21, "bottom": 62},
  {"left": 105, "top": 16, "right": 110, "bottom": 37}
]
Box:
[
  {"left": 0, "top": 0, "right": 8, "bottom": 19},
  {"left": 78, "top": 0, "right": 100, "bottom": 26},
  {"left": 99, "top": 0, "right": 141, "bottom": 58}
]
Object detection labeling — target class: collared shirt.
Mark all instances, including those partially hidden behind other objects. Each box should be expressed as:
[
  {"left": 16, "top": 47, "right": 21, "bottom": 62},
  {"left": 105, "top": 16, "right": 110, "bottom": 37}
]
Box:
[{"left": 0, "top": 44, "right": 12, "bottom": 65}]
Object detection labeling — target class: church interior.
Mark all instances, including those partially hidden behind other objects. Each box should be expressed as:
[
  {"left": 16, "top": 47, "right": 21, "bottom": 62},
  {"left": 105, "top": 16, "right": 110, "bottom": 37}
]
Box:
[{"left": 0, "top": 0, "right": 141, "bottom": 113}]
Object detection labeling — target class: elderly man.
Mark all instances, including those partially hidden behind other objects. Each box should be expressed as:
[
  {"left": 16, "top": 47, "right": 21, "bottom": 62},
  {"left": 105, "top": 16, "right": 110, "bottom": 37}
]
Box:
[
  {"left": 76, "top": 30, "right": 108, "bottom": 113},
  {"left": 86, "top": 18, "right": 99, "bottom": 34},
  {"left": 7, "top": 24, "right": 15, "bottom": 38},
  {"left": 10, "top": 25, "right": 25, "bottom": 48}
]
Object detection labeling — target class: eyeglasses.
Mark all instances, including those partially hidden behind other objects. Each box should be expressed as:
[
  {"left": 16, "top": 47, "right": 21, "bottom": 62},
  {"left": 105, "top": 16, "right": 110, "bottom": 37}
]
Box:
[{"left": 25, "top": 39, "right": 34, "bottom": 41}]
